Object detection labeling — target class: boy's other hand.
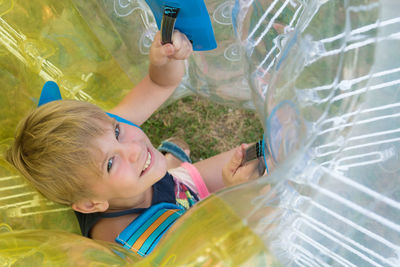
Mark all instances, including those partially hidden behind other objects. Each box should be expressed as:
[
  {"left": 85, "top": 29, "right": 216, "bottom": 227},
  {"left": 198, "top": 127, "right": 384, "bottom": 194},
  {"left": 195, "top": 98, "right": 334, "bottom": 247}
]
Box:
[
  {"left": 222, "top": 144, "right": 262, "bottom": 187},
  {"left": 150, "top": 30, "right": 193, "bottom": 67}
]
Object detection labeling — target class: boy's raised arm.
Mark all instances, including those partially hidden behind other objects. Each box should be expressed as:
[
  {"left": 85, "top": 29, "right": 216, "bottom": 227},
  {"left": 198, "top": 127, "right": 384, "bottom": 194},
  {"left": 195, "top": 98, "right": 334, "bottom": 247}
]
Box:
[{"left": 110, "top": 31, "right": 192, "bottom": 125}]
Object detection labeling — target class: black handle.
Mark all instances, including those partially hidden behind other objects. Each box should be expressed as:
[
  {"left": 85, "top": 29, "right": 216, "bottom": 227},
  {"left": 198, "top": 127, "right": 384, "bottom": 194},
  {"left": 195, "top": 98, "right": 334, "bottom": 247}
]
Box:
[
  {"left": 242, "top": 139, "right": 269, "bottom": 176},
  {"left": 161, "top": 6, "right": 180, "bottom": 45}
]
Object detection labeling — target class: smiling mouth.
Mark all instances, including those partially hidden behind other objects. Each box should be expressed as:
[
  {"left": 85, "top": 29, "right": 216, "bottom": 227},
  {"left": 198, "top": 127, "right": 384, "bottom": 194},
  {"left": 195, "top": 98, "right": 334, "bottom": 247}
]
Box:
[{"left": 141, "top": 151, "right": 152, "bottom": 175}]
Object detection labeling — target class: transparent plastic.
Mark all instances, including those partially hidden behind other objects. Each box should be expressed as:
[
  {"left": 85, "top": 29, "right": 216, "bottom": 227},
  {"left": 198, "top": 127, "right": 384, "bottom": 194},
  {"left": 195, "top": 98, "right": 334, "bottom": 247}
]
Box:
[
  {"left": 0, "top": 0, "right": 399, "bottom": 266},
  {"left": 227, "top": 0, "right": 400, "bottom": 265}
]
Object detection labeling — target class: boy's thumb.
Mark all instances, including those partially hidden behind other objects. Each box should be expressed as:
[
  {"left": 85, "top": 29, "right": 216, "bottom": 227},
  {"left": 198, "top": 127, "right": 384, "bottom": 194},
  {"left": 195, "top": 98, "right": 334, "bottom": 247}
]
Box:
[{"left": 230, "top": 145, "right": 245, "bottom": 169}]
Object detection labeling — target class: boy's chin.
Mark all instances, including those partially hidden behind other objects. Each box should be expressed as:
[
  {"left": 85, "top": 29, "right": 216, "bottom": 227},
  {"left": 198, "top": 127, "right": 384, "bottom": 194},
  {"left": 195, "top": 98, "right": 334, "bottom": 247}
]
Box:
[{"left": 149, "top": 170, "right": 168, "bottom": 186}]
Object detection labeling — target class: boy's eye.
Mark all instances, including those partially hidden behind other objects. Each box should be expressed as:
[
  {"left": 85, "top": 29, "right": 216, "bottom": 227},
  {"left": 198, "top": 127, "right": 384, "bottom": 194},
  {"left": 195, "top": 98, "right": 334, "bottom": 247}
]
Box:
[
  {"left": 107, "top": 157, "right": 114, "bottom": 173},
  {"left": 115, "top": 124, "right": 120, "bottom": 140}
]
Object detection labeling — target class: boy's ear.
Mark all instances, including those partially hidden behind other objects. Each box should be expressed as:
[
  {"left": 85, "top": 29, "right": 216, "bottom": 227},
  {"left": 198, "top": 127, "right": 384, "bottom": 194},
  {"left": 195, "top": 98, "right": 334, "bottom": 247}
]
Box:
[{"left": 71, "top": 199, "right": 109, "bottom": 213}]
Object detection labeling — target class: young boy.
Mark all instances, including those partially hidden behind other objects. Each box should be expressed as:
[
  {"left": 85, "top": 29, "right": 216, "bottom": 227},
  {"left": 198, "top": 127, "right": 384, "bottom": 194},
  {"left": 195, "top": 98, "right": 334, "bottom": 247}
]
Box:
[{"left": 6, "top": 31, "right": 260, "bottom": 254}]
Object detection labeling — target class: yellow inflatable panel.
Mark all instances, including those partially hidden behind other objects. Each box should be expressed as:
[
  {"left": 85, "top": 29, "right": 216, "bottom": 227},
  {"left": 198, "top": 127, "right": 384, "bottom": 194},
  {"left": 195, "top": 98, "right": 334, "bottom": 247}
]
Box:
[
  {"left": 0, "top": 229, "right": 141, "bottom": 265},
  {"left": 138, "top": 195, "right": 279, "bottom": 266},
  {"left": 0, "top": 195, "right": 279, "bottom": 266}
]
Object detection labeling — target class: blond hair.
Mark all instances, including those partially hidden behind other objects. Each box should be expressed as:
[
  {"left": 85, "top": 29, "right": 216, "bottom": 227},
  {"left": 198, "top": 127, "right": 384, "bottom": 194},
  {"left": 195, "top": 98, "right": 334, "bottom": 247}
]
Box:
[{"left": 6, "top": 100, "right": 112, "bottom": 205}]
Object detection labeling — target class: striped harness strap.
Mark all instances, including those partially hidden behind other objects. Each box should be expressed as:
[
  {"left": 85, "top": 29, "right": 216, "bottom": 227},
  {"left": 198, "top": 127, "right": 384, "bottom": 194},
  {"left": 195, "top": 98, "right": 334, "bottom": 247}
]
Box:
[{"left": 115, "top": 202, "right": 185, "bottom": 257}]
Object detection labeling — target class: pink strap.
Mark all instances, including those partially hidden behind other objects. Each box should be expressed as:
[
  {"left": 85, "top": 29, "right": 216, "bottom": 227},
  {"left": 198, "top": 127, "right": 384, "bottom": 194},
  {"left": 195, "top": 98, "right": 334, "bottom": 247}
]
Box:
[{"left": 180, "top": 162, "right": 210, "bottom": 199}]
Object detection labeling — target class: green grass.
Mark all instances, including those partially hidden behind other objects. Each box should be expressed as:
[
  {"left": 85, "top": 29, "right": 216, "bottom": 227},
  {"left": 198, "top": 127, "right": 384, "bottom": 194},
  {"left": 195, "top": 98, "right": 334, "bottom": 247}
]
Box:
[{"left": 142, "top": 95, "right": 264, "bottom": 162}]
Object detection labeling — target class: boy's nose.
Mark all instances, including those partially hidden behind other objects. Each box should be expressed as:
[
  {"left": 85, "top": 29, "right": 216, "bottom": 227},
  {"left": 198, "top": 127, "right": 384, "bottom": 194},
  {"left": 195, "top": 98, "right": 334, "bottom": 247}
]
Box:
[{"left": 122, "top": 142, "right": 141, "bottom": 163}]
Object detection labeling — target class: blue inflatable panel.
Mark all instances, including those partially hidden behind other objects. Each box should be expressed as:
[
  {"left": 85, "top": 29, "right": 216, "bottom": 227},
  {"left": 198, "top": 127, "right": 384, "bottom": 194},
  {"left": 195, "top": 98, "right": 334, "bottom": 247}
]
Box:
[{"left": 144, "top": 0, "right": 217, "bottom": 51}]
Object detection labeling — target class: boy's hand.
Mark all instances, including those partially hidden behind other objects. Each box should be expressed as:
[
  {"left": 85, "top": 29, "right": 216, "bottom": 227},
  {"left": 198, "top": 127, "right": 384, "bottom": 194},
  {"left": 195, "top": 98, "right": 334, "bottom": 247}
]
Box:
[
  {"left": 222, "top": 144, "right": 262, "bottom": 187},
  {"left": 150, "top": 30, "right": 193, "bottom": 67}
]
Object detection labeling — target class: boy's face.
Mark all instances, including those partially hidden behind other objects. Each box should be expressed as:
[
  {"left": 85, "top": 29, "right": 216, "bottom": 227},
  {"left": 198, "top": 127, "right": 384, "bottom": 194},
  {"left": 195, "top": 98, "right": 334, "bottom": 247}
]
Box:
[{"left": 90, "top": 119, "right": 167, "bottom": 210}]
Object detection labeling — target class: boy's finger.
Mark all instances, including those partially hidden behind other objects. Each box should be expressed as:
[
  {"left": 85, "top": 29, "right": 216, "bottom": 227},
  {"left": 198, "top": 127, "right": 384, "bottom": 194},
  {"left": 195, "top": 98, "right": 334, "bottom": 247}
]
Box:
[
  {"left": 222, "top": 148, "right": 241, "bottom": 186},
  {"left": 152, "top": 32, "right": 163, "bottom": 48},
  {"left": 272, "top": 23, "right": 285, "bottom": 34},
  {"left": 235, "top": 160, "right": 259, "bottom": 181},
  {"left": 222, "top": 146, "right": 242, "bottom": 179},
  {"left": 171, "top": 32, "right": 192, "bottom": 59},
  {"left": 171, "top": 31, "right": 183, "bottom": 51},
  {"left": 229, "top": 145, "right": 244, "bottom": 171},
  {"left": 151, "top": 43, "right": 176, "bottom": 65},
  {"left": 161, "top": 43, "right": 175, "bottom": 56}
]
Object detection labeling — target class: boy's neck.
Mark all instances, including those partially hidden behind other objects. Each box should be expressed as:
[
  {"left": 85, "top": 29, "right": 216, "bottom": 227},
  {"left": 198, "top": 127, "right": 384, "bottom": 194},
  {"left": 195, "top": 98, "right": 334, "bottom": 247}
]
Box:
[{"left": 105, "top": 187, "right": 153, "bottom": 213}]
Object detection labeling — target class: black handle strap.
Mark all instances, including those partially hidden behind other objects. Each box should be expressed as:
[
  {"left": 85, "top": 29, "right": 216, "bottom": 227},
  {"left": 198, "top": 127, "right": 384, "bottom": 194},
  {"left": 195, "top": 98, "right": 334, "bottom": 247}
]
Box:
[{"left": 161, "top": 6, "right": 180, "bottom": 45}]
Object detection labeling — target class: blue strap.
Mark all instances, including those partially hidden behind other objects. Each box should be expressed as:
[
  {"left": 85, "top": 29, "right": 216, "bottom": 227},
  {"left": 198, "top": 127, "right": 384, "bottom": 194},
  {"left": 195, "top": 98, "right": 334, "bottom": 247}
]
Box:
[
  {"left": 139, "top": 209, "right": 184, "bottom": 255},
  {"left": 37, "top": 82, "right": 143, "bottom": 132},
  {"left": 116, "top": 202, "right": 185, "bottom": 257},
  {"left": 116, "top": 202, "right": 179, "bottom": 244},
  {"left": 123, "top": 209, "right": 168, "bottom": 249},
  {"left": 262, "top": 135, "right": 269, "bottom": 174},
  {"left": 105, "top": 112, "right": 142, "bottom": 130},
  {"left": 157, "top": 140, "right": 192, "bottom": 163}
]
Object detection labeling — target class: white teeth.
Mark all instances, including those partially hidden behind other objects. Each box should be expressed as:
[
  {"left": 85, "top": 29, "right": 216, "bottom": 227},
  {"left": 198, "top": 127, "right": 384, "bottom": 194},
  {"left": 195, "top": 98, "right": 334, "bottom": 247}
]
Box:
[{"left": 142, "top": 152, "right": 151, "bottom": 172}]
